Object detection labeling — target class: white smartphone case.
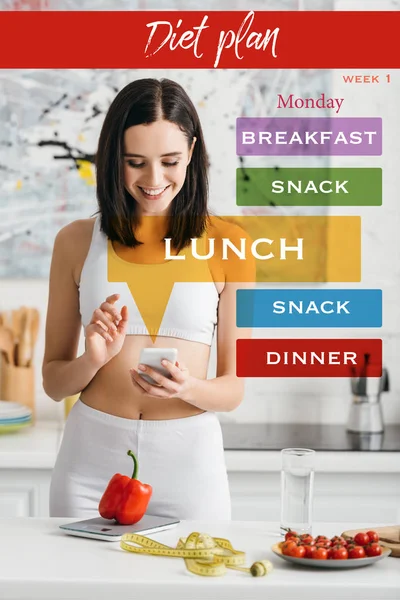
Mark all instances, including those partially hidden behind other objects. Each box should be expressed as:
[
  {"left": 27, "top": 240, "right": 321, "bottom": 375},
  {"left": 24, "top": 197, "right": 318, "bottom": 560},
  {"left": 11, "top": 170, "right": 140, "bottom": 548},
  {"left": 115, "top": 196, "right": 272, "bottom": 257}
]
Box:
[{"left": 138, "top": 348, "right": 178, "bottom": 385}]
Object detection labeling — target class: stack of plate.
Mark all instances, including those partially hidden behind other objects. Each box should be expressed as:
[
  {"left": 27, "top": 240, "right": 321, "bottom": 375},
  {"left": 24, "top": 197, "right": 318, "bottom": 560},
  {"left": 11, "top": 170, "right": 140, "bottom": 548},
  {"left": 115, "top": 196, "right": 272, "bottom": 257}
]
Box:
[{"left": 0, "top": 401, "right": 33, "bottom": 434}]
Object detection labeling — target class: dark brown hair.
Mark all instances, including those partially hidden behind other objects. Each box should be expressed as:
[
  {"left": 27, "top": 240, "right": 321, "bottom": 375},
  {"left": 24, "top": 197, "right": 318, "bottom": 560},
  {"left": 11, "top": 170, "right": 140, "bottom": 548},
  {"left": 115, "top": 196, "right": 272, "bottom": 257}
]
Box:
[{"left": 95, "top": 78, "right": 209, "bottom": 250}]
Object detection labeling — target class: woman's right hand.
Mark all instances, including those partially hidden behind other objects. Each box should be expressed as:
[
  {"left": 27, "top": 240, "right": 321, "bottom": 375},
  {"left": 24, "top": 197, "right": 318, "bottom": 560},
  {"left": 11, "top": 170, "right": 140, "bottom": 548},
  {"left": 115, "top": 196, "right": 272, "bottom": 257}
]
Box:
[{"left": 84, "top": 294, "right": 128, "bottom": 368}]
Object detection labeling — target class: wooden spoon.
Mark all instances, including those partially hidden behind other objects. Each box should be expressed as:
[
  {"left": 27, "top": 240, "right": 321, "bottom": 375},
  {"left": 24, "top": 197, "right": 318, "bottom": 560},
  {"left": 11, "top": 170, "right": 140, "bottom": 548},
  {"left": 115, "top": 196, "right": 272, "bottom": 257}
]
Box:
[
  {"left": 1, "top": 310, "right": 13, "bottom": 330},
  {"left": 0, "top": 326, "right": 15, "bottom": 366},
  {"left": 11, "top": 308, "right": 25, "bottom": 364},
  {"left": 17, "top": 308, "right": 32, "bottom": 368},
  {"left": 30, "top": 308, "right": 40, "bottom": 355}
]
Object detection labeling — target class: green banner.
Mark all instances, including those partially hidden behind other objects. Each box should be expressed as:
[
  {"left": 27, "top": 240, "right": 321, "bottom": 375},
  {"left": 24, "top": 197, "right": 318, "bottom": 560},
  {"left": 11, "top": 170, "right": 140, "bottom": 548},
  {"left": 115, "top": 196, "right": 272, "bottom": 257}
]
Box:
[{"left": 236, "top": 167, "right": 382, "bottom": 206}]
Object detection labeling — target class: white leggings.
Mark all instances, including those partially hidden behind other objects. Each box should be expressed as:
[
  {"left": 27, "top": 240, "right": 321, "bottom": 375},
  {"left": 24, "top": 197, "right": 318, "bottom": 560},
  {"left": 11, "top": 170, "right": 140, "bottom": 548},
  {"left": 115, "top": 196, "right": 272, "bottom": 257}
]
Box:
[{"left": 49, "top": 399, "right": 231, "bottom": 520}]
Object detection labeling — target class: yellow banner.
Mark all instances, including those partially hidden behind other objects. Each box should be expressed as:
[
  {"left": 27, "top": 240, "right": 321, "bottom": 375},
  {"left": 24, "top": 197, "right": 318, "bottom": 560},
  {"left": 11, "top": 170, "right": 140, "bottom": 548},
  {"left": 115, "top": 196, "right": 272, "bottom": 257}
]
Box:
[{"left": 107, "top": 216, "right": 361, "bottom": 340}]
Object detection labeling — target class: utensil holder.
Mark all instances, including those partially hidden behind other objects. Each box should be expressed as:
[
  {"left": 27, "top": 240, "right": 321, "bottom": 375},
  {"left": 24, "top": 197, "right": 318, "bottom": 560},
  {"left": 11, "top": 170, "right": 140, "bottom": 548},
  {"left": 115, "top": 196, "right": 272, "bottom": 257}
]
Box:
[{"left": 0, "top": 361, "right": 35, "bottom": 418}]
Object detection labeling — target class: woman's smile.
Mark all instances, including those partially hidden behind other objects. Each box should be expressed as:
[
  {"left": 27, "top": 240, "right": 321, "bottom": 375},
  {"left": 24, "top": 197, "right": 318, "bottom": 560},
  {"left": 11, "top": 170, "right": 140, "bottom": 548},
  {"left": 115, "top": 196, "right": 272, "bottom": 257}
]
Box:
[
  {"left": 137, "top": 184, "right": 172, "bottom": 200},
  {"left": 123, "top": 119, "right": 195, "bottom": 215}
]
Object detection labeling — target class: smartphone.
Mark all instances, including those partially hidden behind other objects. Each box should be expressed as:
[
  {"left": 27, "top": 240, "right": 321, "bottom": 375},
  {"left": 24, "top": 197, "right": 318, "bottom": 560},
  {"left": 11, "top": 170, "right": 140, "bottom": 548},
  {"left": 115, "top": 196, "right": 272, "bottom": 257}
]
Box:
[{"left": 138, "top": 348, "right": 178, "bottom": 385}]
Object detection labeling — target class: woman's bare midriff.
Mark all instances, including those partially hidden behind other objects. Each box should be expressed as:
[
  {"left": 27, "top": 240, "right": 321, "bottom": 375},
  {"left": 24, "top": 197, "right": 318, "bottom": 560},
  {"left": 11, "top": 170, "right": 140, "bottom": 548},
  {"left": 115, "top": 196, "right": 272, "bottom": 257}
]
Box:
[
  {"left": 74, "top": 218, "right": 219, "bottom": 421},
  {"left": 80, "top": 335, "right": 211, "bottom": 420}
]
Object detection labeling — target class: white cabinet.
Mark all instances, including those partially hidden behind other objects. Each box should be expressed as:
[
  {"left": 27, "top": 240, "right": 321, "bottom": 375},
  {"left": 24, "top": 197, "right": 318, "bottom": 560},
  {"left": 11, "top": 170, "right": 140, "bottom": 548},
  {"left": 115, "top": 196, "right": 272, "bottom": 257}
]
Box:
[
  {"left": 228, "top": 470, "right": 400, "bottom": 524},
  {"left": 0, "top": 470, "right": 51, "bottom": 517},
  {"left": 0, "top": 422, "right": 58, "bottom": 517},
  {"left": 0, "top": 484, "right": 34, "bottom": 517}
]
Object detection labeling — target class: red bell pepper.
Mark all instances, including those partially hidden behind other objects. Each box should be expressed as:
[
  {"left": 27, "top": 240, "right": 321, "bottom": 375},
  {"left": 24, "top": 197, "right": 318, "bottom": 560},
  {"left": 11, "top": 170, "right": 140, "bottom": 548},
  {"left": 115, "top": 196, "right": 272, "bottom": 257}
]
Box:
[{"left": 98, "top": 450, "right": 152, "bottom": 525}]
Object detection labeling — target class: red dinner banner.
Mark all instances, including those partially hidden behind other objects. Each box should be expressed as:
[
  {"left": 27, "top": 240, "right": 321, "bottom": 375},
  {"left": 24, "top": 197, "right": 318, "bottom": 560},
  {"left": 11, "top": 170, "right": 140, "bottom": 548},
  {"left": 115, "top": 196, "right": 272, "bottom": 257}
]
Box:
[
  {"left": 0, "top": 11, "right": 398, "bottom": 68},
  {"left": 236, "top": 339, "right": 382, "bottom": 378}
]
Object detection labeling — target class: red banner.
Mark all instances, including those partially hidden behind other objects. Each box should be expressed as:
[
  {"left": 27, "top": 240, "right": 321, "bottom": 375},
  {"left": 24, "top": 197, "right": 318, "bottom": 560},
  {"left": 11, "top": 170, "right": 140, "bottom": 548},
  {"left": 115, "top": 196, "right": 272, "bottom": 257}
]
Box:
[
  {"left": 0, "top": 11, "right": 398, "bottom": 68},
  {"left": 236, "top": 339, "right": 382, "bottom": 377}
]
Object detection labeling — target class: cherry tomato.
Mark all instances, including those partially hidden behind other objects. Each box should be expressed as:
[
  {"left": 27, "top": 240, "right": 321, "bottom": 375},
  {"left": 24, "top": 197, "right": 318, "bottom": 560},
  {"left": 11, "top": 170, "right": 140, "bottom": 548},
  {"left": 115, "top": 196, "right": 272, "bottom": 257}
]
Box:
[
  {"left": 291, "top": 537, "right": 301, "bottom": 545},
  {"left": 315, "top": 535, "right": 330, "bottom": 543},
  {"left": 367, "top": 530, "right": 379, "bottom": 543},
  {"left": 348, "top": 545, "right": 366, "bottom": 559},
  {"left": 289, "top": 545, "right": 306, "bottom": 559},
  {"left": 344, "top": 537, "right": 355, "bottom": 547},
  {"left": 284, "top": 530, "right": 298, "bottom": 541},
  {"left": 326, "top": 547, "right": 333, "bottom": 559},
  {"left": 304, "top": 545, "right": 318, "bottom": 559},
  {"left": 354, "top": 532, "right": 370, "bottom": 546},
  {"left": 299, "top": 534, "right": 314, "bottom": 545},
  {"left": 281, "top": 540, "right": 298, "bottom": 555},
  {"left": 315, "top": 537, "right": 331, "bottom": 548},
  {"left": 331, "top": 536, "right": 347, "bottom": 546},
  {"left": 314, "top": 539, "right": 332, "bottom": 548},
  {"left": 365, "top": 542, "right": 382, "bottom": 557},
  {"left": 313, "top": 547, "right": 329, "bottom": 560},
  {"left": 331, "top": 545, "right": 348, "bottom": 560}
]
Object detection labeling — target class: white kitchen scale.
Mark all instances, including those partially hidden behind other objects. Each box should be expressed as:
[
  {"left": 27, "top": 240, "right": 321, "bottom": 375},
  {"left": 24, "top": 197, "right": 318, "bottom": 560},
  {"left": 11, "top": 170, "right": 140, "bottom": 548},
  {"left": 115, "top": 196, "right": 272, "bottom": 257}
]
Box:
[{"left": 59, "top": 515, "right": 180, "bottom": 541}]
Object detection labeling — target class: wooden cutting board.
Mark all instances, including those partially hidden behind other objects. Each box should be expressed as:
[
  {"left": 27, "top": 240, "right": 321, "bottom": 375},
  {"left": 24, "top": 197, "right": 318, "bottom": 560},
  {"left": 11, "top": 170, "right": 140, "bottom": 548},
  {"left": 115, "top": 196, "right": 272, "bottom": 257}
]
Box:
[{"left": 342, "top": 526, "right": 400, "bottom": 558}]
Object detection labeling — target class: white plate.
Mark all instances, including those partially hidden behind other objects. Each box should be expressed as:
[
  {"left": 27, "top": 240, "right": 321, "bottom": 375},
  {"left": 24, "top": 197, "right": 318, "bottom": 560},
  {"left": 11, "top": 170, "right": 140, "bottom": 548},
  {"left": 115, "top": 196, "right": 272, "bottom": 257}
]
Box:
[
  {"left": 0, "top": 401, "right": 32, "bottom": 418},
  {"left": 272, "top": 543, "right": 392, "bottom": 569}
]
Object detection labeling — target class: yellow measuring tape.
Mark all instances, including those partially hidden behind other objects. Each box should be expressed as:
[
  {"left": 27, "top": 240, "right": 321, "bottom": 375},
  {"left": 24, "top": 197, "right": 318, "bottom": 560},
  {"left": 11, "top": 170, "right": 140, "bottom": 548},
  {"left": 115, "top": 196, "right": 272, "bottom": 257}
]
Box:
[{"left": 120, "top": 531, "right": 274, "bottom": 577}]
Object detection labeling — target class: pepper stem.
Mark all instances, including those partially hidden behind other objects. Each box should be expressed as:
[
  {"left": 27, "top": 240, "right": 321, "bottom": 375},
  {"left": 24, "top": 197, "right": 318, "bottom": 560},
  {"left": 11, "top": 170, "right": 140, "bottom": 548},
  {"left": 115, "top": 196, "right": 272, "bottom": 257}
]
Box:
[{"left": 127, "top": 450, "right": 138, "bottom": 479}]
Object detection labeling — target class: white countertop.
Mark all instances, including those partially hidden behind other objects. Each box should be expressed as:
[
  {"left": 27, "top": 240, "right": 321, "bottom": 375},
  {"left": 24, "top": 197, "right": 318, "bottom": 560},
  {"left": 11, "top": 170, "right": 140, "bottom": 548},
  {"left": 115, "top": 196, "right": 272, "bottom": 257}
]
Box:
[
  {"left": 0, "top": 420, "right": 400, "bottom": 472},
  {"left": 0, "top": 421, "right": 61, "bottom": 469},
  {"left": 0, "top": 519, "right": 398, "bottom": 600}
]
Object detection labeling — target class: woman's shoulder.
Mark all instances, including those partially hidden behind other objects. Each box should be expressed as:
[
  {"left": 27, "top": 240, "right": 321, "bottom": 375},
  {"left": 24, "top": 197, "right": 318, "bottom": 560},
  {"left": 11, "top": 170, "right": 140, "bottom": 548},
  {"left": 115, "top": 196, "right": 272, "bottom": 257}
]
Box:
[
  {"left": 55, "top": 217, "right": 97, "bottom": 245},
  {"left": 53, "top": 218, "right": 98, "bottom": 285}
]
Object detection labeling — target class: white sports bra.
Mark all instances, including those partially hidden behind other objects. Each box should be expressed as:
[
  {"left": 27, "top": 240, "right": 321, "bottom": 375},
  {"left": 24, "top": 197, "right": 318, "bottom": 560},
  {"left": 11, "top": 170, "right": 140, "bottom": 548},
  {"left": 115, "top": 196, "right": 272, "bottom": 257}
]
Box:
[{"left": 79, "top": 216, "right": 220, "bottom": 345}]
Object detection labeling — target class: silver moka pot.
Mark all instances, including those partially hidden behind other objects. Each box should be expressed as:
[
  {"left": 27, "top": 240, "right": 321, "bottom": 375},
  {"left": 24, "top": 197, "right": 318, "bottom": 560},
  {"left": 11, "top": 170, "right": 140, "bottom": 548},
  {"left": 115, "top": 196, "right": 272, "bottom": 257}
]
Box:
[{"left": 346, "top": 365, "right": 389, "bottom": 434}]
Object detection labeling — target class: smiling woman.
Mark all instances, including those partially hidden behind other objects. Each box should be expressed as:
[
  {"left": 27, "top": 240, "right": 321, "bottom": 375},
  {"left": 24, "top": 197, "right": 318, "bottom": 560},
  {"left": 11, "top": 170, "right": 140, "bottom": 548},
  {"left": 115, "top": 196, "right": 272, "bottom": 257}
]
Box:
[
  {"left": 43, "top": 78, "right": 254, "bottom": 523},
  {"left": 123, "top": 120, "right": 196, "bottom": 212}
]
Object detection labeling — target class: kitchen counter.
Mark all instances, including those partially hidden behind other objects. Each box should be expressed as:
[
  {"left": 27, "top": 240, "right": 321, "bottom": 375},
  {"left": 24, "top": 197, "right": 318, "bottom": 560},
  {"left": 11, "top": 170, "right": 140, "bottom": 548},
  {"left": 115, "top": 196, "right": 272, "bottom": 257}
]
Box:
[
  {"left": 220, "top": 423, "right": 400, "bottom": 452},
  {"left": 0, "top": 422, "right": 399, "bottom": 522},
  {"left": 0, "top": 518, "right": 399, "bottom": 600},
  {"left": 221, "top": 422, "right": 400, "bottom": 471},
  {"left": 1, "top": 421, "right": 400, "bottom": 473},
  {"left": 0, "top": 420, "right": 60, "bottom": 469}
]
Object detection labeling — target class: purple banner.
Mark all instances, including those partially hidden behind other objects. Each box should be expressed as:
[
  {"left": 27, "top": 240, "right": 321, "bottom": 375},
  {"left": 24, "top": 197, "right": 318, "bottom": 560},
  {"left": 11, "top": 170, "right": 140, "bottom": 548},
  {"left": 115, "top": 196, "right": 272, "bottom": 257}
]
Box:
[{"left": 236, "top": 117, "right": 382, "bottom": 156}]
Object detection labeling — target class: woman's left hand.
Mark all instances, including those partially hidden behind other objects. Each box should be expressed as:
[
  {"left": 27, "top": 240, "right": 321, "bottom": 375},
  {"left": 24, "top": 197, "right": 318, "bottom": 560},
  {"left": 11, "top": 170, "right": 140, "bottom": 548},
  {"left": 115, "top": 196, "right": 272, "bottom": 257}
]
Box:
[{"left": 129, "top": 360, "right": 195, "bottom": 400}]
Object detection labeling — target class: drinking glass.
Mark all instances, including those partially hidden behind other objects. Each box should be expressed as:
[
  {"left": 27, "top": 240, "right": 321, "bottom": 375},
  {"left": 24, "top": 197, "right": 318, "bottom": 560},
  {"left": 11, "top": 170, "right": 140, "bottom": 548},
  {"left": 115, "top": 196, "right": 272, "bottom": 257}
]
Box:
[{"left": 280, "top": 448, "right": 315, "bottom": 536}]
